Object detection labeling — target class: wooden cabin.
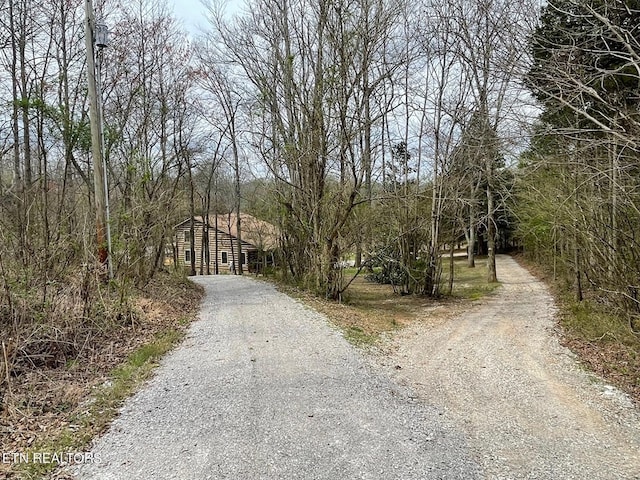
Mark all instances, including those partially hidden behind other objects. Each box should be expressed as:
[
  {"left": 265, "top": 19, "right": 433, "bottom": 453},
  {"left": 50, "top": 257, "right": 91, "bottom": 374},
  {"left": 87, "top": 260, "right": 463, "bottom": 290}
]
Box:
[{"left": 173, "top": 213, "right": 278, "bottom": 275}]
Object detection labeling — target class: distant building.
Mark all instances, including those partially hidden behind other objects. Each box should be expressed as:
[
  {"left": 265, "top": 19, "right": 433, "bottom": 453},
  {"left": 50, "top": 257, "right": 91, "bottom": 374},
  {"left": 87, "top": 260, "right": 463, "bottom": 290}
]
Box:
[{"left": 172, "top": 213, "right": 278, "bottom": 275}]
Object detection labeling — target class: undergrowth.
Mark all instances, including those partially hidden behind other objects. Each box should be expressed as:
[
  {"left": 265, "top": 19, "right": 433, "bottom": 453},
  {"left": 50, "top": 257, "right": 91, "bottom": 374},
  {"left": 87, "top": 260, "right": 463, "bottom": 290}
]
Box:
[
  {"left": 515, "top": 255, "right": 640, "bottom": 404},
  {"left": 18, "top": 328, "right": 186, "bottom": 479},
  {"left": 0, "top": 268, "right": 203, "bottom": 479}
]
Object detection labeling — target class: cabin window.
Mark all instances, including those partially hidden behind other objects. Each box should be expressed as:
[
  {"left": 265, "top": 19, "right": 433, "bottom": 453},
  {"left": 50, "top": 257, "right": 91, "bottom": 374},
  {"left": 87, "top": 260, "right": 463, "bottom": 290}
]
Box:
[
  {"left": 184, "top": 230, "right": 191, "bottom": 243},
  {"left": 241, "top": 252, "right": 246, "bottom": 265},
  {"left": 221, "top": 252, "right": 228, "bottom": 264},
  {"left": 185, "top": 250, "right": 191, "bottom": 262}
]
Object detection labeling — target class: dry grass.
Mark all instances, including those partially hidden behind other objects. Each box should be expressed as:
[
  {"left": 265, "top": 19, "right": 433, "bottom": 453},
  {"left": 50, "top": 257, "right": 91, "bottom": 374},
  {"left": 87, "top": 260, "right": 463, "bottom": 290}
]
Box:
[
  {"left": 277, "top": 257, "right": 498, "bottom": 347},
  {"left": 0, "top": 271, "right": 203, "bottom": 479},
  {"left": 284, "top": 278, "right": 425, "bottom": 346}
]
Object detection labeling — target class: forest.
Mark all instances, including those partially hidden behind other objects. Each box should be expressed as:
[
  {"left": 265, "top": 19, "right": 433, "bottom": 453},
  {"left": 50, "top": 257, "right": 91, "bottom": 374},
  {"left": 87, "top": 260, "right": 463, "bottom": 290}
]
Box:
[{"left": 0, "top": 0, "right": 639, "bottom": 425}]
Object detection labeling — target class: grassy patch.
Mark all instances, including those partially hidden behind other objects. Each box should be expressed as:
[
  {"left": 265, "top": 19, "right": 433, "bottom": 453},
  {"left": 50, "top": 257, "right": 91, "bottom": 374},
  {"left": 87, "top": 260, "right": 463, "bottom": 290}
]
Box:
[
  {"left": 17, "top": 327, "right": 186, "bottom": 479},
  {"left": 558, "top": 297, "right": 640, "bottom": 399},
  {"left": 442, "top": 256, "right": 502, "bottom": 300},
  {"left": 561, "top": 300, "right": 640, "bottom": 402},
  {"left": 274, "top": 282, "right": 402, "bottom": 348},
  {"left": 342, "top": 325, "right": 379, "bottom": 347},
  {"left": 562, "top": 301, "right": 637, "bottom": 346},
  {"left": 275, "top": 256, "right": 497, "bottom": 348},
  {"left": 107, "top": 329, "right": 183, "bottom": 398}
]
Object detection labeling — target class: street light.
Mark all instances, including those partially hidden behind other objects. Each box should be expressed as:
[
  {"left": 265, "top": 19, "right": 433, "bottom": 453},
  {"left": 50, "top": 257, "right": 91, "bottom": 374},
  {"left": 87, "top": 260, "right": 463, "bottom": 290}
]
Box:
[{"left": 95, "top": 22, "right": 109, "bottom": 48}]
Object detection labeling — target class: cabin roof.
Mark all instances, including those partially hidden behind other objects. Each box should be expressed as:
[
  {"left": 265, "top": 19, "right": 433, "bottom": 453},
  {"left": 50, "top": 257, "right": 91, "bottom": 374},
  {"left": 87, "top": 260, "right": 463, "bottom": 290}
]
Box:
[{"left": 175, "top": 213, "right": 278, "bottom": 250}]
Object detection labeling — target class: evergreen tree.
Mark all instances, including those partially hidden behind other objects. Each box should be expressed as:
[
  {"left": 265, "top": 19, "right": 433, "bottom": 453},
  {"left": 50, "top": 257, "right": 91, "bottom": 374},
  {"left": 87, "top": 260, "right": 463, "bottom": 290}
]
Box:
[{"left": 521, "top": 0, "right": 640, "bottom": 316}]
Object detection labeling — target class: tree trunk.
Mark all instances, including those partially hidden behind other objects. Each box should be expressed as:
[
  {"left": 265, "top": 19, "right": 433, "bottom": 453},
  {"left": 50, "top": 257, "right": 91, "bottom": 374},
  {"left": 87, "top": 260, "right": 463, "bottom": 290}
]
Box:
[
  {"left": 574, "top": 240, "right": 583, "bottom": 302},
  {"left": 448, "top": 242, "right": 455, "bottom": 295},
  {"left": 467, "top": 215, "right": 476, "bottom": 268},
  {"left": 214, "top": 210, "right": 219, "bottom": 275},
  {"left": 9, "top": 0, "right": 21, "bottom": 191},
  {"left": 187, "top": 161, "right": 196, "bottom": 276},
  {"left": 232, "top": 125, "right": 243, "bottom": 275},
  {"left": 486, "top": 182, "right": 497, "bottom": 283},
  {"left": 355, "top": 243, "right": 362, "bottom": 269}
]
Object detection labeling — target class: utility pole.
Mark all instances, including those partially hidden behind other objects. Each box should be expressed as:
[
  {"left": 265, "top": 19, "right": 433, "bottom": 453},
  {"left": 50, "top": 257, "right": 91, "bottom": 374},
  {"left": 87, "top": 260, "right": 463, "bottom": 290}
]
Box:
[{"left": 84, "top": 0, "right": 112, "bottom": 278}]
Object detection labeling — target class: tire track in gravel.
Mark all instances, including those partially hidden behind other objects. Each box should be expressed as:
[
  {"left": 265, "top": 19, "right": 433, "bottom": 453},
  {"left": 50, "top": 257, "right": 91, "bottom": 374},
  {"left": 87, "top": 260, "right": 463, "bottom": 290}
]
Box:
[
  {"left": 70, "top": 275, "right": 479, "bottom": 480},
  {"left": 376, "top": 254, "right": 640, "bottom": 480}
]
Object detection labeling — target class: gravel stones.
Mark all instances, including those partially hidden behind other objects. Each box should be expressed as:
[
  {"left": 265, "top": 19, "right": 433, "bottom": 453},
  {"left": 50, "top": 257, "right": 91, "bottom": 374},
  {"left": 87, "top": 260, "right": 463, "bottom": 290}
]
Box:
[
  {"left": 379, "top": 255, "right": 640, "bottom": 480},
  {"left": 73, "top": 275, "right": 478, "bottom": 480}
]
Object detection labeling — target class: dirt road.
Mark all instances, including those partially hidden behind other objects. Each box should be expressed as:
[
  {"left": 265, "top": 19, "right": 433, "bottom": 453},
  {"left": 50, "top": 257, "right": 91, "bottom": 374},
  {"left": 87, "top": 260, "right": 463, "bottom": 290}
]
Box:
[
  {"left": 377, "top": 254, "right": 640, "bottom": 479},
  {"left": 72, "top": 276, "right": 478, "bottom": 479},
  {"left": 70, "top": 256, "right": 640, "bottom": 479}
]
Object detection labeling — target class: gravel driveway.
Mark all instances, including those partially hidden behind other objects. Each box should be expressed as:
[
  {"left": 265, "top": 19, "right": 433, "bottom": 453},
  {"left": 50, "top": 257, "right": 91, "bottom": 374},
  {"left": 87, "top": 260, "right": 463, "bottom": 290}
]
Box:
[
  {"left": 73, "top": 275, "right": 479, "bottom": 479},
  {"left": 378, "top": 255, "right": 640, "bottom": 479}
]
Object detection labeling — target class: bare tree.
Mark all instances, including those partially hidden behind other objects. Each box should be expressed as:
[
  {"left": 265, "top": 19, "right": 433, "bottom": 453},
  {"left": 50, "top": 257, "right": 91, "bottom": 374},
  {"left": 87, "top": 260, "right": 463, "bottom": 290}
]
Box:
[
  {"left": 103, "top": 0, "right": 198, "bottom": 283},
  {"left": 444, "top": 0, "right": 535, "bottom": 282},
  {"left": 205, "top": 0, "right": 404, "bottom": 298},
  {"left": 194, "top": 56, "right": 245, "bottom": 275}
]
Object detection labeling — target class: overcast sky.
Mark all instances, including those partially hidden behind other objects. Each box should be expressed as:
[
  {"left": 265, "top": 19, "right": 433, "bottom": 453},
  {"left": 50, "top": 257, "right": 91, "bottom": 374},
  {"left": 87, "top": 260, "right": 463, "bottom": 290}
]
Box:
[
  {"left": 170, "top": 0, "right": 244, "bottom": 33},
  {"left": 170, "top": 0, "right": 208, "bottom": 32}
]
